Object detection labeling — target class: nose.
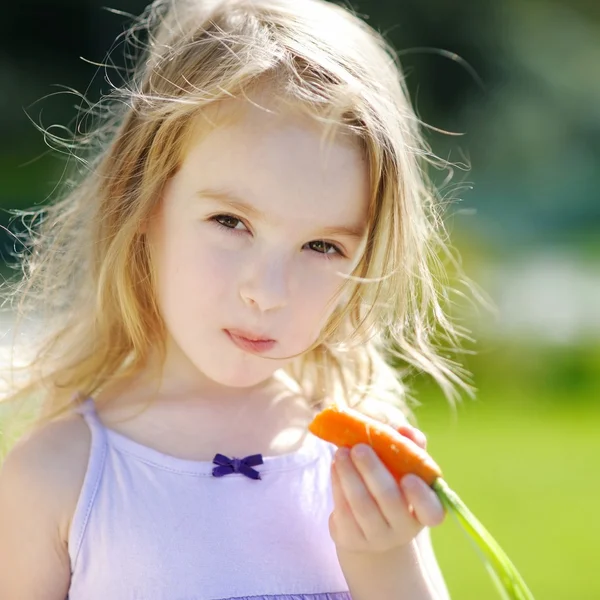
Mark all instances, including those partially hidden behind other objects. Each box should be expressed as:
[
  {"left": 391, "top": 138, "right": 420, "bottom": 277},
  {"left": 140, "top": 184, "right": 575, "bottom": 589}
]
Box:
[{"left": 238, "top": 253, "right": 289, "bottom": 312}]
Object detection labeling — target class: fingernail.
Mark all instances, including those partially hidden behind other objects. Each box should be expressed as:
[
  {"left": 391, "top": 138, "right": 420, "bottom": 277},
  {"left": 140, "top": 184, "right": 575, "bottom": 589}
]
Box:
[
  {"left": 352, "top": 444, "right": 370, "bottom": 459},
  {"left": 337, "top": 447, "right": 350, "bottom": 461},
  {"left": 401, "top": 474, "right": 420, "bottom": 491}
]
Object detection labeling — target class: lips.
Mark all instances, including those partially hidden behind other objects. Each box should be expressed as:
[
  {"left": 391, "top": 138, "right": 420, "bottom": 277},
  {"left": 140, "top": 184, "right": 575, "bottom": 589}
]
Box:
[
  {"left": 226, "top": 328, "right": 274, "bottom": 342},
  {"left": 224, "top": 329, "right": 277, "bottom": 354}
]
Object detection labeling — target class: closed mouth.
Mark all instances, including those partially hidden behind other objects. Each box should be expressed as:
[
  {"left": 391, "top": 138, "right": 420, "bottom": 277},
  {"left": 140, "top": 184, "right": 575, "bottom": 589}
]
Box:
[
  {"left": 224, "top": 328, "right": 275, "bottom": 343},
  {"left": 224, "top": 329, "right": 277, "bottom": 355}
]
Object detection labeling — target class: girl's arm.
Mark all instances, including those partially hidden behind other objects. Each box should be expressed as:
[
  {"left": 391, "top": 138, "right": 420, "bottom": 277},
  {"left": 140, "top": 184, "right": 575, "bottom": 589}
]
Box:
[
  {"left": 415, "top": 527, "right": 451, "bottom": 599},
  {"left": 337, "top": 537, "right": 449, "bottom": 600},
  {"left": 0, "top": 418, "right": 88, "bottom": 599}
]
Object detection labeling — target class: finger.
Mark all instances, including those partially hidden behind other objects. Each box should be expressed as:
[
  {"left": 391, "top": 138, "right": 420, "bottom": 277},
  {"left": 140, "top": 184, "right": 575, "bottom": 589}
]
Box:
[
  {"left": 350, "top": 444, "right": 407, "bottom": 531},
  {"left": 395, "top": 425, "right": 427, "bottom": 450},
  {"left": 335, "top": 447, "right": 390, "bottom": 538},
  {"left": 330, "top": 454, "right": 365, "bottom": 542},
  {"left": 400, "top": 474, "right": 446, "bottom": 527},
  {"left": 351, "top": 444, "right": 423, "bottom": 542}
]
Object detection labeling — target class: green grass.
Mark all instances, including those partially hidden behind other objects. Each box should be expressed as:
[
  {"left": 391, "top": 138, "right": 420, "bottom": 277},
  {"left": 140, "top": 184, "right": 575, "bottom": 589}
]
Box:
[{"left": 415, "top": 392, "right": 600, "bottom": 600}]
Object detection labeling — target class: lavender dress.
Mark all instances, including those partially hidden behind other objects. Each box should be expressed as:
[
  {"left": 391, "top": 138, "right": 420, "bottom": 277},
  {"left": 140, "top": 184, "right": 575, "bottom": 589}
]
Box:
[{"left": 67, "top": 397, "right": 352, "bottom": 600}]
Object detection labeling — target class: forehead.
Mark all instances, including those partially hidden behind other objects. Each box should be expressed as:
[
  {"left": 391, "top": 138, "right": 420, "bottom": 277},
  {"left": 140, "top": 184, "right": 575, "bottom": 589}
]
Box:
[{"left": 177, "top": 97, "right": 370, "bottom": 229}]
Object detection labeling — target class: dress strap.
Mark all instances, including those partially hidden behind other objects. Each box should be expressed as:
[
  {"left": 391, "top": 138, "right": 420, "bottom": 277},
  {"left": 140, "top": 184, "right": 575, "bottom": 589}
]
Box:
[
  {"left": 72, "top": 396, "right": 109, "bottom": 459},
  {"left": 68, "top": 396, "right": 109, "bottom": 571},
  {"left": 73, "top": 395, "right": 97, "bottom": 416},
  {"left": 73, "top": 397, "right": 106, "bottom": 433}
]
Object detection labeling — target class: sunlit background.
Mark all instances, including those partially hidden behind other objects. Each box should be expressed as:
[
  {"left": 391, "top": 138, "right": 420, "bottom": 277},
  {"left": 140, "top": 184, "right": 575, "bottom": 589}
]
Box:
[{"left": 1, "top": 1, "right": 599, "bottom": 598}]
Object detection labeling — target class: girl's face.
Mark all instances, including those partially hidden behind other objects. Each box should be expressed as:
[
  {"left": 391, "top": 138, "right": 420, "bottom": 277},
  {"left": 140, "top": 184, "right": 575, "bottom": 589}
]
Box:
[{"left": 146, "top": 100, "right": 369, "bottom": 392}]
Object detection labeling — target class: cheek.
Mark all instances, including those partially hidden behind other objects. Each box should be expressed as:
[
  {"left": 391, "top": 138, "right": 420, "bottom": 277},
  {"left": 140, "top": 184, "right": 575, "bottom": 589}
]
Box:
[
  {"left": 154, "top": 231, "right": 244, "bottom": 320},
  {"left": 291, "top": 265, "right": 346, "bottom": 331},
  {"left": 301, "top": 259, "right": 347, "bottom": 298},
  {"left": 167, "top": 232, "right": 239, "bottom": 286}
]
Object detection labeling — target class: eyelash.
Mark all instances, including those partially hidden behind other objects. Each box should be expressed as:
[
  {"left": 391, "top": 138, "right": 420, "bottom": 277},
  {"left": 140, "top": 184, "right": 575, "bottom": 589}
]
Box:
[{"left": 210, "top": 214, "right": 346, "bottom": 257}]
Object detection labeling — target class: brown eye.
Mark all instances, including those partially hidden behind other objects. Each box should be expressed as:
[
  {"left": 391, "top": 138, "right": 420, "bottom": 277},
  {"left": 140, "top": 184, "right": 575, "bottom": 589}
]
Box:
[
  {"left": 213, "top": 214, "right": 244, "bottom": 230},
  {"left": 307, "top": 240, "right": 342, "bottom": 256}
]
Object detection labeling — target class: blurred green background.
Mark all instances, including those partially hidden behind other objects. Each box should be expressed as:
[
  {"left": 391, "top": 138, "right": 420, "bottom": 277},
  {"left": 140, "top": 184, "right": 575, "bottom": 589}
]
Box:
[{"left": 1, "top": 1, "right": 599, "bottom": 598}]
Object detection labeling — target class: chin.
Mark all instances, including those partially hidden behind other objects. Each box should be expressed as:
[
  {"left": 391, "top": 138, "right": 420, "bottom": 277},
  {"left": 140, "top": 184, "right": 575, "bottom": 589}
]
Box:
[{"left": 200, "top": 360, "right": 280, "bottom": 390}]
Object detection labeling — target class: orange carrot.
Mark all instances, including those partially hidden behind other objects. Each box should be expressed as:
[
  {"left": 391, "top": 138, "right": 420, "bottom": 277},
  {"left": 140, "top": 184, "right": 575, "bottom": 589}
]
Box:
[
  {"left": 308, "top": 404, "right": 536, "bottom": 600},
  {"left": 308, "top": 404, "right": 442, "bottom": 485}
]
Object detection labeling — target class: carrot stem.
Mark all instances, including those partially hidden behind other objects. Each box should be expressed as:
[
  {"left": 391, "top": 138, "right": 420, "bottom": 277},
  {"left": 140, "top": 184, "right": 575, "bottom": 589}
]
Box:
[{"left": 432, "top": 478, "right": 535, "bottom": 600}]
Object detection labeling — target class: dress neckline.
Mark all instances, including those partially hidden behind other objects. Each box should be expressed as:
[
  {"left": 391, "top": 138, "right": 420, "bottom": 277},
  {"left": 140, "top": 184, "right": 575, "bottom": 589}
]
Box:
[{"left": 76, "top": 396, "right": 325, "bottom": 476}]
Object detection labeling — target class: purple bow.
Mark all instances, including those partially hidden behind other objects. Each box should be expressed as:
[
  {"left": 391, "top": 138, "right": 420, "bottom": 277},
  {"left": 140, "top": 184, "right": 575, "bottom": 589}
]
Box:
[{"left": 211, "top": 453, "right": 264, "bottom": 480}]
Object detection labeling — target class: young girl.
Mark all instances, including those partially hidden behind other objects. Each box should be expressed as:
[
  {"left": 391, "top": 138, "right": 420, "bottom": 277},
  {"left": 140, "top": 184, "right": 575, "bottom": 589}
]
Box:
[{"left": 0, "top": 0, "right": 474, "bottom": 598}]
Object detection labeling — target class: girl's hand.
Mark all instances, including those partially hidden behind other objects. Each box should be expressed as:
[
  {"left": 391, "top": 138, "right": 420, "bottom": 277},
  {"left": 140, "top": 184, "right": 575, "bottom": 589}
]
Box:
[{"left": 329, "top": 424, "right": 446, "bottom": 554}]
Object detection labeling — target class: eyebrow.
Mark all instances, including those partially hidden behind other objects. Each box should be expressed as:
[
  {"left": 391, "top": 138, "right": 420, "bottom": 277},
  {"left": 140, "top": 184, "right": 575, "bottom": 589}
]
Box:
[
  {"left": 196, "top": 188, "right": 268, "bottom": 221},
  {"left": 195, "top": 188, "right": 366, "bottom": 240}
]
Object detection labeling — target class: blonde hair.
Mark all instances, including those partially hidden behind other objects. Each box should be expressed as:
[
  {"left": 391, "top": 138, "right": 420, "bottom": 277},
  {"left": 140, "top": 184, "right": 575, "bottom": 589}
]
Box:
[{"left": 1, "top": 0, "right": 478, "bottom": 452}]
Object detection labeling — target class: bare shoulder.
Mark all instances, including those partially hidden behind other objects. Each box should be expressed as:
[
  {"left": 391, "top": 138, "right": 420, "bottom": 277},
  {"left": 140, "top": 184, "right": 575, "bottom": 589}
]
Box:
[
  {"left": 0, "top": 412, "right": 91, "bottom": 599},
  {"left": 1, "top": 412, "right": 91, "bottom": 540}
]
